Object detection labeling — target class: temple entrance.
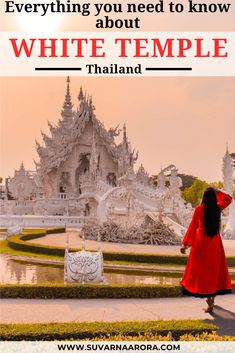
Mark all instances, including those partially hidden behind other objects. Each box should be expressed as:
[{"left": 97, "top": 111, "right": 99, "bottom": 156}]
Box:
[
  {"left": 59, "top": 186, "right": 66, "bottom": 193},
  {"left": 106, "top": 172, "right": 117, "bottom": 187},
  {"left": 75, "top": 153, "right": 90, "bottom": 193},
  {"left": 58, "top": 171, "right": 71, "bottom": 194}
]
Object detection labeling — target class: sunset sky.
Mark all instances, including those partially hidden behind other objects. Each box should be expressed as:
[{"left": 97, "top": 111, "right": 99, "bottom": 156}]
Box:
[{"left": 0, "top": 1, "right": 234, "bottom": 182}]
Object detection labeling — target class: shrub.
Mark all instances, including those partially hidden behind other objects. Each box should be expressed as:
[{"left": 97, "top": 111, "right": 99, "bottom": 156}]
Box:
[
  {"left": 7, "top": 228, "right": 67, "bottom": 256},
  {"left": 1, "top": 282, "right": 233, "bottom": 299},
  {"left": 0, "top": 320, "right": 217, "bottom": 341},
  {"left": 0, "top": 283, "right": 183, "bottom": 299},
  {"left": 180, "top": 332, "right": 235, "bottom": 341},
  {"left": 6, "top": 229, "right": 235, "bottom": 267},
  {"left": 8, "top": 232, "right": 189, "bottom": 262}
]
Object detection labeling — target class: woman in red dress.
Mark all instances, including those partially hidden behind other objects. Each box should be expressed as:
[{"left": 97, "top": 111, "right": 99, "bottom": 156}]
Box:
[{"left": 180, "top": 188, "right": 232, "bottom": 313}]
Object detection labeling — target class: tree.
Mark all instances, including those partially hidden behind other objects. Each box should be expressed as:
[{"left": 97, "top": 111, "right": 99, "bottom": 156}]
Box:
[
  {"left": 181, "top": 179, "right": 209, "bottom": 207},
  {"left": 210, "top": 181, "right": 224, "bottom": 190}
]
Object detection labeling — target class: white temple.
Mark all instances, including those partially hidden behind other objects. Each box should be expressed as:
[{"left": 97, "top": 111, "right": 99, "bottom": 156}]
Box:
[
  {"left": 0, "top": 78, "right": 192, "bottom": 231},
  {"left": 222, "top": 145, "right": 235, "bottom": 238}
]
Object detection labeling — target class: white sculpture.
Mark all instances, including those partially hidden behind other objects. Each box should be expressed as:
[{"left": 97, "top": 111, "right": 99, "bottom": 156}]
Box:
[
  {"left": 64, "top": 231, "right": 104, "bottom": 284},
  {"left": 136, "top": 164, "right": 150, "bottom": 186},
  {"left": 157, "top": 170, "right": 166, "bottom": 191},
  {"left": 7, "top": 225, "right": 23, "bottom": 236},
  {"left": 223, "top": 144, "right": 233, "bottom": 196},
  {"left": 222, "top": 144, "right": 235, "bottom": 238},
  {"left": 224, "top": 200, "right": 235, "bottom": 238},
  {"left": 8, "top": 163, "right": 36, "bottom": 202}
]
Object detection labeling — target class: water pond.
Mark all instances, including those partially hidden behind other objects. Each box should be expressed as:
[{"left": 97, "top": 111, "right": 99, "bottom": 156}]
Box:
[{"left": 0, "top": 255, "right": 181, "bottom": 285}]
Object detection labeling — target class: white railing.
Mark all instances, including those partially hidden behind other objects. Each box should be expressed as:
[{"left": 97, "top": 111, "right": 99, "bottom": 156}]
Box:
[
  {"left": 162, "top": 215, "right": 186, "bottom": 237},
  {"left": 0, "top": 215, "right": 95, "bottom": 228},
  {"left": 39, "top": 193, "right": 77, "bottom": 200}
]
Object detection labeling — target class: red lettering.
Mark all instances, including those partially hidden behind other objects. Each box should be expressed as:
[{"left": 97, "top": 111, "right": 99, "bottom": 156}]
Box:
[
  {"left": 195, "top": 38, "right": 210, "bottom": 57},
  {"left": 115, "top": 38, "right": 132, "bottom": 57},
  {"left": 213, "top": 38, "right": 227, "bottom": 57},
  {"left": 38, "top": 39, "right": 58, "bottom": 57},
  {"left": 152, "top": 39, "right": 174, "bottom": 57},
  {"left": 90, "top": 39, "right": 105, "bottom": 57},
  {"left": 61, "top": 38, "right": 69, "bottom": 58},
  {"left": 71, "top": 39, "right": 88, "bottom": 57},
  {"left": 9, "top": 38, "right": 36, "bottom": 57},
  {"left": 134, "top": 39, "right": 149, "bottom": 57},
  {"left": 177, "top": 39, "right": 192, "bottom": 57}
]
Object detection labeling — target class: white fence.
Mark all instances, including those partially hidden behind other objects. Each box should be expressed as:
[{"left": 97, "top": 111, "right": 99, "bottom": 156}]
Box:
[{"left": 0, "top": 215, "right": 95, "bottom": 228}]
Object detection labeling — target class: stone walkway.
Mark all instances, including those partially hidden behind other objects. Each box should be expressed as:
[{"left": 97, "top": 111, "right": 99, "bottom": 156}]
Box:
[
  {"left": 1, "top": 296, "right": 235, "bottom": 335},
  {"left": 27, "top": 230, "right": 235, "bottom": 256}
]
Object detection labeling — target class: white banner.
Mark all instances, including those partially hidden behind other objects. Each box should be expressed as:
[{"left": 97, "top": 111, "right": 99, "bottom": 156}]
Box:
[
  {"left": 0, "top": 32, "right": 235, "bottom": 76},
  {"left": 0, "top": 341, "right": 235, "bottom": 353}
]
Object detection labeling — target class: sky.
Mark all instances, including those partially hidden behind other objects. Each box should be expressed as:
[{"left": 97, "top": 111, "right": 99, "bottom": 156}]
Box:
[{"left": 0, "top": 1, "right": 235, "bottom": 182}]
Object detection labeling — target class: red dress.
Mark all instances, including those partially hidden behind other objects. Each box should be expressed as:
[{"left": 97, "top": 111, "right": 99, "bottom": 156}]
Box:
[{"left": 180, "top": 191, "right": 232, "bottom": 297}]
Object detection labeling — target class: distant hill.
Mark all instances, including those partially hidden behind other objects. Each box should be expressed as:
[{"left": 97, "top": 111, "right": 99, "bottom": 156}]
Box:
[{"left": 178, "top": 174, "right": 197, "bottom": 190}]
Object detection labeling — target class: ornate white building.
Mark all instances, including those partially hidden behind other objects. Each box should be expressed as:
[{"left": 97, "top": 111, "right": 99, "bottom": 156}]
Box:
[
  {"left": 1, "top": 78, "right": 192, "bottom": 230},
  {"left": 223, "top": 145, "right": 235, "bottom": 238}
]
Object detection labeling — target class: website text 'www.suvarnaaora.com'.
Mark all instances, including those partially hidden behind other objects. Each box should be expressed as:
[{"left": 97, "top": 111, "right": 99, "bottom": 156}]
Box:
[{"left": 57, "top": 343, "right": 181, "bottom": 352}]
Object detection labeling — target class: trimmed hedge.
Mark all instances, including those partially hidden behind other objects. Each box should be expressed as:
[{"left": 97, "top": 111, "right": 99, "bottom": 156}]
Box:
[
  {"left": 7, "top": 228, "right": 67, "bottom": 256},
  {"left": 20, "top": 231, "right": 46, "bottom": 241},
  {"left": 7, "top": 232, "right": 235, "bottom": 266},
  {"left": 21, "top": 228, "right": 65, "bottom": 241},
  {"left": 103, "top": 251, "right": 189, "bottom": 265},
  {"left": 1, "top": 282, "right": 234, "bottom": 299},
  {"left": 0, "top": 320, "right": 217, "bottom": 341},
  {"left": 8, "top": 232, "right": 70, "bottom": 256},
  {"left": 0, "top": 283, "right": 183, "bottom": 299},
  {"left": 178, "top": 333, "right": 235, "bottom": 341},
  {"left": 22, "top": 228, "right": 65, "bottom": 234},
  {"left": 103, "top": 251, "right": 235, "bottom": 267},
  {"left": 46, "top": 227, "right": 65, "bottom": 234}
]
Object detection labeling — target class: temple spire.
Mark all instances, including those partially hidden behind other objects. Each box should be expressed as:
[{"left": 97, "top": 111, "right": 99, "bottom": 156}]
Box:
[
  {"left": 20, "top": 161, "right": 25, "bottom": 171},
  {"left": 89, "top": 95, "right": 95, "bottom": 111},
  {"left": 123, "top": 123, "right": 127, "bottom": 145},
  {"left": 78, "top": 86, "right": 84, "bottom": 101},
  {"left": 226, "top": 141, "right": 229, "bottom": 155},
  {"left": 61, "top": 76, "right": 73, "bottom": 117},
  {"left": 223, "top": 143, "right": 233, "bottom": 196}
]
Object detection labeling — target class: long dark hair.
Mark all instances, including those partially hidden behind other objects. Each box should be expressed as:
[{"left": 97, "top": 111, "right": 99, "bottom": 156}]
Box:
[{"left": 201, "top": 187, "right": 221, "bottom": 236}]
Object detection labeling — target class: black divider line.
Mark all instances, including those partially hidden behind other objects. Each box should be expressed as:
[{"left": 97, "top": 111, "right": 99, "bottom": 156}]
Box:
[
  {"left": 35, "top": 68, "right": 82, "bottom": 71},
  {"left": 145, "top": 67, "right": 192, "bottom": 71}
]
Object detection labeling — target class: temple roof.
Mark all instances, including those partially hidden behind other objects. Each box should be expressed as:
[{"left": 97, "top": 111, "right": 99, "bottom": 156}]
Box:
[{"left": 36, "top": 78, "right": 137, "bottom": 176}]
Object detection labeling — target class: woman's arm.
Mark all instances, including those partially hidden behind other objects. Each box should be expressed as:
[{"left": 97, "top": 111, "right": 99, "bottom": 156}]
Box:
[
  {"left": 181, "top": 206, "right": 200, "bottom": 247},
  {"left": 216, "top": 191, "right": 232, "bottom": 211}
]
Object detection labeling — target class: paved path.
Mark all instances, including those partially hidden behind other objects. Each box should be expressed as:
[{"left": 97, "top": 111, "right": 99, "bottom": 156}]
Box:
[
  {"left": 28, "top": 230, "right": 235, "bottom": 256},
  {"left": 1, "top": 296, "right": 235, "bottom": 336}
]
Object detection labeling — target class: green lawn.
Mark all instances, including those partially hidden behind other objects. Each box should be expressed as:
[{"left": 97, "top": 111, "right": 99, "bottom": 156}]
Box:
[{"left": 0, "top": 240, "right": 63, "bottom": 261}]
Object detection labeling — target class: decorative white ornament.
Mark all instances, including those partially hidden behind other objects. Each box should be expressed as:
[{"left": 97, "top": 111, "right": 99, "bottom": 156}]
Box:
[
  {"left": 222, "top": 144, "right": 235, "bottom": 238},
  {"left": 64, "top": 231, "right": 104, "bottom": 284}
]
